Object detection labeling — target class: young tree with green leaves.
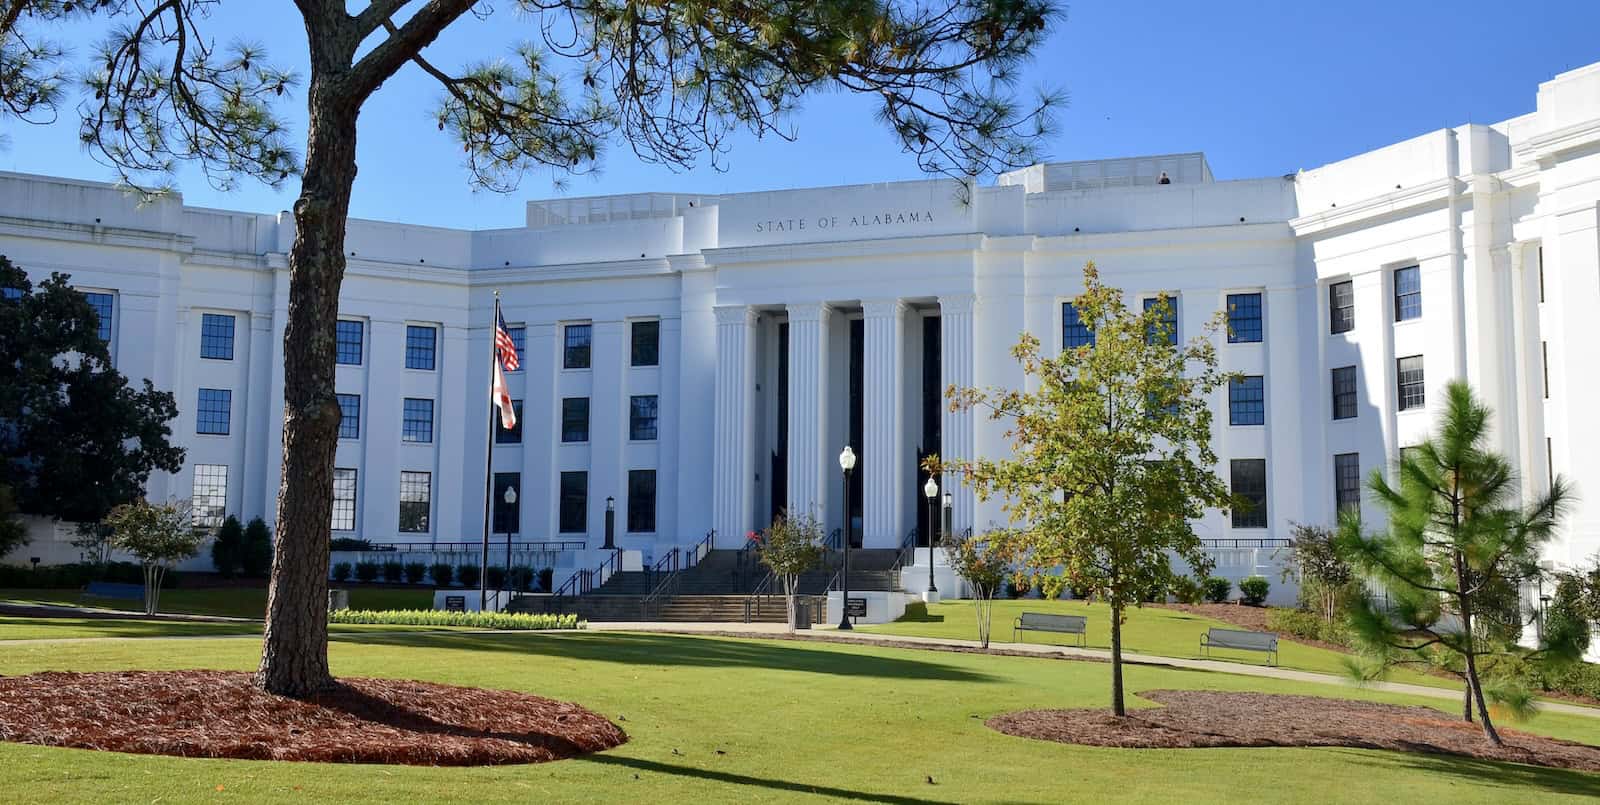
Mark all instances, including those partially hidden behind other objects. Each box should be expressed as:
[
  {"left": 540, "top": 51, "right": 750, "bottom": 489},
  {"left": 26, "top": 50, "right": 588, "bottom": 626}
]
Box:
[
  {"left": 1285, "top": 522, "right": 1355, "bottom": 623},
  {"left": 105, "top": 498, "right": 208, "bottom": 615},
  {"left": 9, "top": 0, "right": 1061, "bottom": 696},
  {"left": 755, "top": 512, "right": 827, "bottom": 634},
  {"left": 942, "top": 529, "right": 1010, "bottom": 648},
  {"left": 1336, "top": 381, "right": 1581, "bottom": 746},
  {"left": 936, "top": 262, "right": 1234, "bottom": 716}
]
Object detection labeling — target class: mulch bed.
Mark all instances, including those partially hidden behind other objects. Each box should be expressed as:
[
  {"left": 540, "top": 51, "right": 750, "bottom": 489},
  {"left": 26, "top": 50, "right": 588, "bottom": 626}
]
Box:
[
  {"left": 0, "top": 670, "right": 626, "bottom": 765},
  {"left": 989, "top": 689, "right": 1600, "bottom": 772}
]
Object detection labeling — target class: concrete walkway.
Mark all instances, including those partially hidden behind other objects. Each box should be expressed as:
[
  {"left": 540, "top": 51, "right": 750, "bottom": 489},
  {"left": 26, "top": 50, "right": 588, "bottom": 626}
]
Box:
[{"left": 0, "top": 601, "right": 254, "bottom": 623}]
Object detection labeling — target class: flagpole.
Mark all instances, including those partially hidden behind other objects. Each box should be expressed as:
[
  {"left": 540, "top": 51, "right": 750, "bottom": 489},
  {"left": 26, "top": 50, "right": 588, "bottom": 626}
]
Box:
[{"left": 480, "top": 291, "right": 499, "bottom": 611}]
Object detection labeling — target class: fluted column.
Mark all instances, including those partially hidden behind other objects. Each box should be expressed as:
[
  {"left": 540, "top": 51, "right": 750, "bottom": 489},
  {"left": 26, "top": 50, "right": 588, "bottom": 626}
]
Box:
[
  {"left": 786, "top": 302, "right": 832, "bottom": 523},
  {"left": 712, "top": 305, "right": 758, "bottom": 542},
  {"left": 862, "top": 299, "right": 907, "bottom": 547},
  {"left": 939, "top": 294, "right": 976, "bottom": 533}
]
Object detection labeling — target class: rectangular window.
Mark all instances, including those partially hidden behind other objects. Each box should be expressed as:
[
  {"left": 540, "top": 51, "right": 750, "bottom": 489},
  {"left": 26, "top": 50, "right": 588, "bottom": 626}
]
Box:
[
  {"left": 561, "top": 397, "right": 590, "bottom": 442},
  {"left": 190, "top": 464, "right": 228, "bottom": 527},
  {"left": 628, "top": 469, "right": 657, "bottom": 533},
  {"left": 564, "top": 323, "right": 592, "bottom": 369},
  {"left": 1547, "top": 437, "right": 1554, "bottom": 488},
  {"left": 630, "top": 395, "right": 659, "bottom": 441},
  {"left": 402, "top": 398, "right": 434, "bottom": 443},
  {"left": 496, "top": 400, "right": 524, "bottom": 444},
  {"left": 1394, "top": 266, "right": 1421, "bottom": 321},
  {"left": 405, "top": 325, "right": 437, "bottom": 370},
  {"left": 631, "top": 320, "right": 660, "bottom": 366},
  {"left": 337, "top": 393, "right": 361, "bottom": 439},
  {"left": 1228, "top": 376, "right": 1265, "bottom": 426},
  {"left": 196, "top": 388, "right": 232, "bottom": 435},
  {"left": 1230, "top": 458, "right": 1268, "bottom": 528},
  {"left": 399, "top": 471, "right": 431, "bottom": 533},
  {"left": 1334, "top": 453, "right": 1361, "bottom": 514},
  {"left": 1542, "top": 341, "right": 1550, "bottom": 399},
  {"left": 331, "top": 468, "right": 357, "bottom": 531},
  {"left": 1329, "top": 281, "right": 1354, "bottom": 334},
  {"left": 83, "top": 291, "right": 115, "bottom": 342},
  {"left": 507, "top": 326, "right": 526, "bottom": 371},
  {"left": 1143, "top": 296, "right": 1177, "bottom": 345},
  {"left": 559, "top": 471, "right": 588, "bottom": 533},
  {"left": 1538, "top": 247, "right": 1545, "bottom": 303},
  {"left": 0, "top": 286, "right": 20, "bottom": 301},
  {"left": 493, "top": 472, "right": 521, "bottom": 534},
  {"left": 335, "top": 319, "right": 364, "bottom": 365},
  {"left": 1331, "top": 366, "right": 1358, "bottom": 420},
  {"left": 1397, "top": 355, "right": 1425, "bottom": 411},
  {"left": 1062, "top": 302, "right": 1094, "bottom": 348},
  {"left": 199, "top": 313, "right": 236, "bottom": 360},
  {"left": 1226, "top": 293, "right": 1263, "bottom": 343}
]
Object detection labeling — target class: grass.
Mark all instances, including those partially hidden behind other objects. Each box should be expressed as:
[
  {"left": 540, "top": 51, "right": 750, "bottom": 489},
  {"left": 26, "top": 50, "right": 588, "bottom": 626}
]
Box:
[
  {"left": 0, "top": 622, "right": 1597, "bottom": 803},
  {"left": 0, "top": 585, "right": 435, "bottom": 619},
  {"left": 0, "top": 616, "right": 481, "bottom": 641}
]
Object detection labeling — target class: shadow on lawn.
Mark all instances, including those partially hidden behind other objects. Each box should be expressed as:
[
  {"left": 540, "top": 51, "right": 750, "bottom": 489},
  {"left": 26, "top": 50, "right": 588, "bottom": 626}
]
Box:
[
  {"left": 580, "top": 754, "right": 962, "bottom": 805},
  {"left": 333, "top": 631, "right": 995, "bottom": 682},
  {"left": 1323, "top": 747, "right": 1600, "bottom": 798}
]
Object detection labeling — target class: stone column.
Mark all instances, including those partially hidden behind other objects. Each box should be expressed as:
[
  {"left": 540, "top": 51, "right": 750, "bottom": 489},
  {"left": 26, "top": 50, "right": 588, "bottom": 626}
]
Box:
[
  {"left": 786, "top": 302, "right": 832, "bottom": 524},
  {"left": 712, "top": 305, "right": 758, "bottom": 542},
  {"left": 862, "top": 299, "right": 907, "bottom": 547},
  {"left": 939, "top": 294, "right": 976, "bottom": 534}
]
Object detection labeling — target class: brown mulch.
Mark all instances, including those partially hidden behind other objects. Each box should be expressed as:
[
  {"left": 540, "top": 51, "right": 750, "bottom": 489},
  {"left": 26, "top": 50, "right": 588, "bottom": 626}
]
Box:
[
  {"left": 0, "top": 670, "right": 626, "bottom": 765},
  {"left": 988, "top": 689, "right": 1600, "bottom": 772}
]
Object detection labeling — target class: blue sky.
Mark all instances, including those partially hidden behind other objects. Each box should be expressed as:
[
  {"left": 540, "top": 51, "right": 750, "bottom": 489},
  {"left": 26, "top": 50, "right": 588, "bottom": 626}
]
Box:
[{"left": 5, "top": 1, "right": 1599, "bottom": 229}]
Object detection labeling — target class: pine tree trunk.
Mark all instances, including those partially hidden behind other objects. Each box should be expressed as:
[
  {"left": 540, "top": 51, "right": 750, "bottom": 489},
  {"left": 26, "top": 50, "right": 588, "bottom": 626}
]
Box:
[
  {"left": 1453, "top": 552, "right": 1502, "bottom": 745},
  {"left": 1463, "top": 686, "right": 1473, "bottom": 722},
  {"left": 1111, "top": 601, "right": 1126, "bottom": 716},
  {"left": 256, "top": 70, "right": 361, "bottom": 698}
]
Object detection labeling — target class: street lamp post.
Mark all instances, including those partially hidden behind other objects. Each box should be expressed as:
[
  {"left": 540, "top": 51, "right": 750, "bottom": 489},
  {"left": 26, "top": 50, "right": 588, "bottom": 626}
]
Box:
[
  {"left": 838, "top": 446, "right": 856, "bottom": 630},
  {"left": 603, "top": 496, "right": 616, "bottom": 550},
  {"left": 502, "top": 486, "right": 517, "bottom": 596},
  {"left": 924, "top": 477, "right": 939, "bottom": 599}
]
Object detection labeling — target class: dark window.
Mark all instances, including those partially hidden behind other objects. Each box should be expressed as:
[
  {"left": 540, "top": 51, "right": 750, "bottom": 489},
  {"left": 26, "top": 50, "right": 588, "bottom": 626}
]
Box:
[
  {"left": 199, "top": 313, "right": 236, "bottom": 360},
  {"left": 1334, "top": 453, "right": 1360, "bottom": 514},
  {"left": 337, "top": 393, "right": 360, "bottom": 439},
  {"left": 1226, "top": 293, "right": 1263, "bottom": 343},
  {"left": 1062, "top": 302, "right": 1094, "bottom": 348},
  {"left": 559, "top": 471, "right": 587, "bottom": 533},
  {"left": 631, "top": 320, "right": 660, "bottom": 366},
  {"left": 1538, "top": 247, "right": 1545, "bottom": 303},
  {"left": 0, "top": 286, "right": 20, "bottom": 301},
  {"left": 1547, "top": 437, "right": 1554, "bottom": 488},
  {"left": 563, "top": 323, "right": 592, "bottom": 369},
  {"left": 1542, "top": 341, "right": 1550, "bottom": 399},
  {"left": 402, "top": 398, "right": 434, "bottom": 443},
  {"left": 191, "top": 464, "right": 228, "bottom": 527},
  {"left": 1228, "top": 376, "right": 1264, "bottom": 426},
  {"left": 628, "top": 469, "right": 657, "bottom": 533},
  {"left": 496, "top": 400, "right": 524, "bottom": 444},
  {"left": 335, "top": 319, "right": 364, "bottom": 365},
  {"left": 507, "top": 326, "right": 525, "bottom": 371},
  {"left": 1329, "top": 281, "right": 1354, "bottom": 334},
  {"left": 1331, "top": 366, "right": 1358, "bottom": 420},
  {"left": 331, "top": 468, "right": 357, "bottom": 531},
  {"left": 1143, "top": 296, "right": 1177, "bottom": 345},
  {"left": 405, "top": 325, "right": 437, "bottom": 370},
  {"left": 1397, "top": 355, "right": 1425, "bottom": 411},
  {"left": 629, "top": 395, "right": 658, "bottom": 441},
  {"left": 1394, "top": 266, "right": 1421, "bottom": 321},
  {"left": 561, "top": 397, "right": 589, "bottom": 442},
  {"left": 493, "top": 472, "right": 521, "bottom": 534},
  {"left": 196, "top": 388, "right": 231, "bottom": 435},
  {"left": 399, "top": 471, "right": 431, "bottom": 533},
  {"left": 1230, "top": 458, "right": 1268, "bottom": 528},
  {"left": 84, "top": 291, "right": 114, "bottom": 342}
]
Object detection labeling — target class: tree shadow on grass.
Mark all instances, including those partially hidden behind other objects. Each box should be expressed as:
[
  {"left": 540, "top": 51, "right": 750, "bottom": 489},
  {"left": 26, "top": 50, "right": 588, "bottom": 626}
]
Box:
[
  {"left": 333, "top": 631, "right": 995, "bottom": 682},
  {"left": 580, "top": 754, "right": 962, "bottom": 805},
  {"left": 896, "top": 602, "right": 946, "bottom": 623},
  {"left": 1321, "top": 747, "right": 1600, "bottom": 798}
]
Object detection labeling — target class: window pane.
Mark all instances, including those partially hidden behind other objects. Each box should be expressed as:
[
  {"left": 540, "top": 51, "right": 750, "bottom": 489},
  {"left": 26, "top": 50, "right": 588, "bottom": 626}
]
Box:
[
  {"left": 1331, "top": 366, "right": 1358, "bottom": 420},
  {"left": 562, "top": 397, "right": 589, "bottom": 442},
  {"left": 402, "top": 398, "right": 434, "bottom": 443},
  {"left": 1329, "top": 281, "right": 1354, "bottom": 334},
  {"left": 1230, "top": 458, "right": 1267, "bottom": 528},
  {"left": 507, "top": 326, "right": 526, "bottom": 371},
  {"left": 199, "top": 313, "right": 236, "bottom": 360},
  {"left": 1143, "top": 296, "right": 1177, "bottom": 344},
  {"left": 331, "top": 468, "right": 357, "bottom": 531},
  {"left": 1062, "top": 302, "right": 1094, "bottom": 348},
  {"left": 405, "top": 325, "right": 437, "bottom": 370},
  {"left": 191, "top": 464, "right": 228, "bottom": 527},
  {"left": 197, "top": 388, "right": 232, "bottom": 435},
  {"left": 493, "top": 472, "right": 521, "bottom": 534},
  {"left": 1226, "top": 293, "right": 1262, "bottom": 343},
  {"left": 628, "top": 469, "right": 657, "bottom": 533},
  {"left": 1228, "top": 376, "right": 1264, "bottom": 426},
  {"left": 564, "top": 324, "right": 592, "bottom": 369},
  {"left": 83, "top": 292, "right": 114, "bottom": 342},
  {"left": 631, "top": 320, "right": 660, "bottom": 366},
  {"left": 399, "top": 471, "right": 431, "bottom": 533},
  {"left": 336, "top": 320, "right": 364, "bottom": 365},
  {"left": 630, "top": 395, "right": 658, "bottom": 441},
  {"left": 1334, "top": 453, "right": 1360, "bottom": 514},
  {"left": 496, "top": 400, "right": 524, "bottom": 444},
  {"left": 1394, "top": 266, "right": 1422, "bottom": 321},
  {"left": 337, "top": 394, "right": 361, "bottom": 439},
  {"left": 1397, "top": 355, "right": 1425, "bottom": 411},
  {"left": 559, "top": 471, "right": 587, "bottom": 533}
]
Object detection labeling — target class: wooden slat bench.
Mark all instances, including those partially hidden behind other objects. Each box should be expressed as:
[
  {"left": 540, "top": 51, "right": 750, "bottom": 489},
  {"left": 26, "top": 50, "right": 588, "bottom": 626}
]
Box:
[
  {"left": 1200, "top": 627, "right": 1278, "bottom": 665},
  {"left": 1012, "top": 612, "right": 1087, "bottom": 647}
]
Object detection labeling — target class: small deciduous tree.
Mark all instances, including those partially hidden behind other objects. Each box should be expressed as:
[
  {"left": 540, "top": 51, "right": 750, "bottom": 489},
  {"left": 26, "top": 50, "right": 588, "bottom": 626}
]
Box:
[
  {"left": 1337, "top": 381, "right": 1582, "bottom": 746},
  {"left": 756, "top": 512, "right": 826, "bottom": 634},
  {"left": 937, "top": 262, "right": 1233, "bottom": 716},
  {"left": 1284, "top": 522, "right": 1355, "bottom": 623},
  {"left": 105, "top": 499, "right": 208, "bottom": 615},
  {"left": 943, "top": 529, "right": 1010, "bottom": 648}
]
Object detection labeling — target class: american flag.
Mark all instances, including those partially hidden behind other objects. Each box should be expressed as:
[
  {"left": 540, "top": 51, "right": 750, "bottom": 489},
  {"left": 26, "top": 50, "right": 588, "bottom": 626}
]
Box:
[
  {"left": 492, "top": 304, "right": 518, "bottom": 430},
  {"left": 494, "top": 307, "right": 520, "bottom": 372}
]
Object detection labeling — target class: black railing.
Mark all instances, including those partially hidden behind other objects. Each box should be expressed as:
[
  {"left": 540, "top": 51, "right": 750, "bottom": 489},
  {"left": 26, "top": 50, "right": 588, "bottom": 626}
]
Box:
[
  {"left": 336, "top": 540, "right": 589, "bottom": 553},
  {"left": 1200, "top": 538, "right": 1291, "bottom": 549}
]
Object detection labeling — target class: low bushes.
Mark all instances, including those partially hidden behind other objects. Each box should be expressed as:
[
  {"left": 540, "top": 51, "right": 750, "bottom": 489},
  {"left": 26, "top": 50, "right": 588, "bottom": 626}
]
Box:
[
  {"left": 429, "top": 563, "right": 453, "bottom": 587},
  {"left": 332, "top": 562, "right": 352, "bottom": 582},
  {"left": 1239, "top": 576, "right": 1271, "bottom": 607},
  {"left": 1170, "top": 575, "right": 1204, "bottom": 605},
  {"left": 329, "top": 537, "right": 374, "bottom": 552},
  {"left": 0, "top": 561, "right": 181, "bottom": 590},
  {"left": 381, "top": 561, "right": 403, "bottom": 583},
  {"left": 457, "top": 564, "right": 481, "bottom": 589},
  {"left": 1202, "top": 576, "right": 1231, "bottom": 604},
  {"left": 328, "top": 608, "right": 582, "bottom": 630},
  {"left": 1535, "top": 661, "right": 1600, "bottom": 701},
  {"left": 403, "top": 562, "right": 427, "bottom": 584},
  {"left": 354, "top": 561, "right": 380, "bottom": 583}
]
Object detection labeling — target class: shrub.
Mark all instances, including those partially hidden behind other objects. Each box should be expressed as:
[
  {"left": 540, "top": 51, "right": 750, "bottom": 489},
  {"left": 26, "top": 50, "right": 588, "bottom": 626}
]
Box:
[
  {"left": 537, "top": 566, "right": 554, "bottom": 592},
  {"left": 0, "top": 561, "right": 182, "bottom": 590},
  {"left": 1038, "top": 575, "right": 1067, "bottom": 601},
  {"left": 1170, "top": 575, "right": 1204, "bottom": 605},
  {"left": 457, "top": 563, "right": 482, "bottom": 589},
  {"left": 430, "top": 562, "right": 454, "bottom": 586},
  {"left": 1009, "top": 573, "right": 1032, "bottom": 598},
  {"left": 210, "top": 516, "right": 244, "bottom": 578},
  {"left": 329, "top": 537, "right": 374, "bottom": 551},
  {"left": 332, "top": 562, "right": 352, "bottom": 582},
  {"left": 1139, "top": 577, "right": 1169, "bottom": 603},
  {"left": 1239, "top": 575, "right": 1270, "bottom": 606},
  {"left": 485, "top": 566, "right": 507, "bottom": 590},
  {"left": 403, "top": 562, "right": 427, "bottom": 584},
  {"left": 328, "top": 608, "right": 582, "bottom": 630},
  {"left": 1202, "top": 576, "right": 1232, "bottom": 604},
  {"left": 354, "top": 561, "right": 379, "bottom": 583},
  {"left": 1266, "top": 607, "right": 1322, "bottom": 641},
  {"left": 240, "top": 518, "right": 273, "bottom": 578},
  {"left": 509, "top": 566, "right": 534, "bottom": 591},
  {"left": 381, "top": 561, "right": 403, "bottom": 583},
  {"left": 1068, "top": 582, "right": 1093, "bottom": 601},
  {"left": 1536, "top": 661, "right": 1600, "bottom": 701}
]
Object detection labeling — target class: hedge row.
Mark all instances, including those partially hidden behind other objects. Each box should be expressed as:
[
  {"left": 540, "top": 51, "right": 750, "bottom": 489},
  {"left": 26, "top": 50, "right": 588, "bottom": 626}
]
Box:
[
  {"left": 328, "top": 608, "right": 581, "bottom": 630},
  {"left": 0, "top": 561, "right": 180, "bottom": 590}
]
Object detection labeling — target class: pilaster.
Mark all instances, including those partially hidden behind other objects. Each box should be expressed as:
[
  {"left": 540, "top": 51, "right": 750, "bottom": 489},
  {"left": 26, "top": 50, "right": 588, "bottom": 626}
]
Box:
[
  {"left": 786, "top": 302, "right": 833, "bottom": 524},
  {"left": 712, "top": 305, "right": 758, "bottom": 541},
  {"left": 939, "top": 294, "right": 976, "bottom": 533},
  {"left": 862, "top": 299, "right": 908, "bottom": 546}
]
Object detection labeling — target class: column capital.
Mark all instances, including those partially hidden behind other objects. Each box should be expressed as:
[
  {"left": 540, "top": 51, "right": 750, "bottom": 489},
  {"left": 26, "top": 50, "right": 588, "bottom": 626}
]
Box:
[
  {"left": 937, "top": 294, "right": 977, "bottom": 315},
  {"left": 862, "top": 298, "right": 909, "bottom": 319},
  {"left": 713, "top": 304, "right": 758, "bottom": 326},
  {"left": 786, "top": 302, "right": 832, "bottom": 323}
]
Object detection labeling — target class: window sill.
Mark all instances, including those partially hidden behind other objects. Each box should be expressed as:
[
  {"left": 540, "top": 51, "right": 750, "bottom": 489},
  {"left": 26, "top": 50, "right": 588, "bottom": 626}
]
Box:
[
  {"left": 194, "top": 432, "right": 232, "bottom": 438},
  {"left": 198, "top": 356, "right": 235, "bottom": 362}
]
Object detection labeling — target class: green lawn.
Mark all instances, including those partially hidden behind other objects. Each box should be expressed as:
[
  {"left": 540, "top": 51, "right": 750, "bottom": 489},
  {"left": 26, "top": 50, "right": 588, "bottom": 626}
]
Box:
[
  {"left": 0, "top": 616, "right": 466, "bottom": 641},
  {"left": 0, "top": 624, "right": 1596, "bottom": 802},
  {"left": 0, "top": 585, "right": 435, "bottom": 619}
]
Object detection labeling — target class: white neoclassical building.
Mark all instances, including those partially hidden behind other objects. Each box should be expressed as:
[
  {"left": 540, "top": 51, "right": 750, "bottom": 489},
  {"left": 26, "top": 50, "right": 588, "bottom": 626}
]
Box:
[{"left": 4, "top": 61, "right": 1600, "bottom": 582}]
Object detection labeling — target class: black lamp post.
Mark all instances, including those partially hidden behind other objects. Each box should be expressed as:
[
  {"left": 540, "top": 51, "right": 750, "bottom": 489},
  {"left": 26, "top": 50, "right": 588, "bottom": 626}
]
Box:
[
  {"left": 603, "top": 496, "right": 616, "bottom": 550},
  {"left": 923, "top": 477, "right": 939, "bottom": 595},
  {"left": 502, "top": 485, "right": 517, "bottom": 593},
  {"left": 838, "top": 445, "right": 856, "bottom": 630}
]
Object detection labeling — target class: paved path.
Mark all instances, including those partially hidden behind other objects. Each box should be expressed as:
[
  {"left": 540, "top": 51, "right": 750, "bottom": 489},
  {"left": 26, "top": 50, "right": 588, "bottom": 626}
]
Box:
[{"left": 0, "top": 601, "right": 253, "bottom": 623}]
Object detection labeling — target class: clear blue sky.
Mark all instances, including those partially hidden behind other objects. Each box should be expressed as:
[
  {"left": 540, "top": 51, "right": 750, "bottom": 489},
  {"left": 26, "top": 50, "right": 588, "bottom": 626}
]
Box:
[{"left": 6, "top": 1, "right": 1599, "bottom": 229}]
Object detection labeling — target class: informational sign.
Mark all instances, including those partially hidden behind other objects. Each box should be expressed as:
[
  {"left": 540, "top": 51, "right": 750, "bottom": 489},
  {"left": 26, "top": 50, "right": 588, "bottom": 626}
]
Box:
[
  {"left": 845, "top": 598, "right": 868, "bottom": 618},
  {"left": 444, "top": 595, "right": 466, "bottom": 612}
]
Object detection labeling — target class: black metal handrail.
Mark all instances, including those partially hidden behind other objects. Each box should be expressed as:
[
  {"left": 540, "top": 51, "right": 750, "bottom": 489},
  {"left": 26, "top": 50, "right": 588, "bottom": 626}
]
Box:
[
  {"left": 683, "top": 530, "right": 715, "bottom": 569},
  {"left": 337, "top": 540, "right": 589, "bottom": 553},
  {"left": 745, "top": 569, "right": 785, "bottom": 621},
  {"left": 1200, "top": 538, "right": 1291, "bottom": 549},
  {"left": 892, "top": 526, "right": 921, "bottom": 577}
]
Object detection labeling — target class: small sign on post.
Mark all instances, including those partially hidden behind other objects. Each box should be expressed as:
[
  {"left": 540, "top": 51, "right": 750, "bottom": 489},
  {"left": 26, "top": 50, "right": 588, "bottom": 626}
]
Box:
[
  {"left": 444, "top": 595, "right": 466, "bottom": 612},
  {"left": 845, "top": 597, "right": 868, "bottom": 619}
]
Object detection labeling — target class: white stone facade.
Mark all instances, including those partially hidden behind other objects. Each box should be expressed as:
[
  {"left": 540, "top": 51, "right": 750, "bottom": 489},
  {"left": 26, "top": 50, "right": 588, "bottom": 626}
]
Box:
[{"left": 4, "top": 62, "right": 1600, "bottom": 576}]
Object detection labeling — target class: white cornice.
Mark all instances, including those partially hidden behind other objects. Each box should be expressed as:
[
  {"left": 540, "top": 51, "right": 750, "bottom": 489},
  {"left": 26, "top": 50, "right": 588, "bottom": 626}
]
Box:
[
  {"left": 1032, "top": 222, "right": 1292, "bottom": 253},
  {"left": 1289, "top": 178, "right": 1455, "bottom": 237},
  {"left": 1512, "top": 118, "right": 1600, "bottom": 161},
  {"left": 701, "top": 232, "right": 985, "bottom": 267},
  {"left": 0, "top": 215, "right": 195, "bottom": 253},
  {"left": 468, "top": 257, "right": 674, "bottom": 285}
]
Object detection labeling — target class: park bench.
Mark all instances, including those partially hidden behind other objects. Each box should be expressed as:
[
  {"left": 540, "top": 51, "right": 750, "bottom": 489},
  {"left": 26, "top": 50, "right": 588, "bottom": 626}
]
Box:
[
  {"left": 81, "top": 581, "right": 144, "bottom": 604},
  {"left": 1012, "top": 612, "right": 1088, "bottom": 646},
  {"left": 1199, "top": 627, "right": 1278, "bottom": 665}
]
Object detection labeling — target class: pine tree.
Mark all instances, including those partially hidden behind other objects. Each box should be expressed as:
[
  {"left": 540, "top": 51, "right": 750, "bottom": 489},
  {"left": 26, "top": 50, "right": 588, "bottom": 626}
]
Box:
[{"left": 211, "top": 515, "right": 245, "bottom": 578}]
